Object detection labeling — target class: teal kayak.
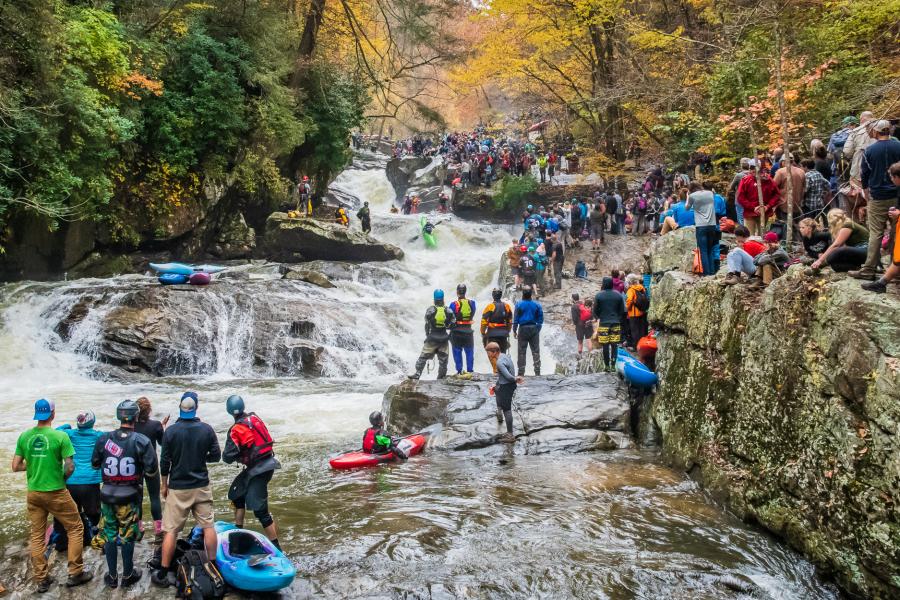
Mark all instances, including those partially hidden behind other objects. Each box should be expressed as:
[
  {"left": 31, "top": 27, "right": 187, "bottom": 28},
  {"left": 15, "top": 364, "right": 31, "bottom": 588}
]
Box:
[
  {"left": 214, "top": 521, "right": 295, "bottom": 592},
  {"left": 420, "top": 216, "right": 437, "bottom": 248}
]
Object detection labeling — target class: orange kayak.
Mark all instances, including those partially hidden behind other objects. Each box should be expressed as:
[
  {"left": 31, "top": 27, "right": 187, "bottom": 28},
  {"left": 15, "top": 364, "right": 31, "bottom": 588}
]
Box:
[{"left": 637, "top": 335, "right": 657, "bottom": 359}]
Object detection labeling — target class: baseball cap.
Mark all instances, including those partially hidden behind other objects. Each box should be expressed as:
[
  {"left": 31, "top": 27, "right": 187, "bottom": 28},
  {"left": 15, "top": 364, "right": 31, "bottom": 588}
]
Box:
[
  {"left": 33, "top": 398, "right": 55, "bottom": 421},
  {"left": 873, "top": 119, "right": 891, "bottom": 134},
  {"left": 841, "top": 116, "right": 859, "bottom": 126},
  {"left": 763, "top": 232, "right": 780, "bottom": 243},
  {"left": 179, "top": 391, "right": 199, "bottom": 419}
]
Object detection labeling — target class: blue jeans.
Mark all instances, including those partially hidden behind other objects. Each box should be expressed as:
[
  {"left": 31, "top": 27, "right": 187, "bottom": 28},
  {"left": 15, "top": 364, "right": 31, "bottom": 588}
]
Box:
[
  {"left": 735, "top": 202, "right": 744, "bottom": 225},
  {"left": 727, "top": 248, "right": 756, "bottom": 275},
  {"left": 695, "top": 225, "right": 719, "bottom": 276}
]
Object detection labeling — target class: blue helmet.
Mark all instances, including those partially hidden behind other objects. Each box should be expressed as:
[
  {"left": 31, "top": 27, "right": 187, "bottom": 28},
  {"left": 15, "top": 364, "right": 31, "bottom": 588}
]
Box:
[
  {"left": 226, "top": 395, "right": 245, "bottom": 416},
  {"left": 433, "top": 289, "right": 444, "bottom": 301}
]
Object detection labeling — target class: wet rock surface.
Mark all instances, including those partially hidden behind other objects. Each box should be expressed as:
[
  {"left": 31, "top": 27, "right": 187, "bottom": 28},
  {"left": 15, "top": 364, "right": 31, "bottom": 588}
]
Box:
[
  {"left": 383, "top": 373, "right": 633, "bottom": 455},
  {"left": 262, "top": 212, "right": 404, "bottom": 263}
]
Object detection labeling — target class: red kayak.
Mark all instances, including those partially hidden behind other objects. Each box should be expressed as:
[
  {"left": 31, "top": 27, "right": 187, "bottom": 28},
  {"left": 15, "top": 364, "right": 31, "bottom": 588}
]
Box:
[
  {"left": 637, "top": 334, "right": 658, "bottom": 359},
  {"left": 329, "top": 434, "right": 427, "bottom": 470}
]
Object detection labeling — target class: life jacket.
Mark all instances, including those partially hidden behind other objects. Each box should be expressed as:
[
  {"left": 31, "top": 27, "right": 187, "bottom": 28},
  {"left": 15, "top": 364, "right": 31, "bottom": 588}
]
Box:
[
  {"left": 454, "top": 298, "right": 474, "bottom": 326},
  {"left": 578, "top": 303, "right": 592, "bottom": 323},
  {"left": 520, "top": 254, "right": 536, "bottom": 275},
  {"left": 433, "top": 305, "right": 448, "bottom": 329},
  {"left": 232, "top": 413, "right": 274, "bottom": 467},
  {"left": 362, "top": 427, "right": 390, "bottom": 453},
  {"left": 98, "top": 429, "right": 145, "bottom": 504},
  {"left": 485, "top": 302, "right": 510, "bottom": 336}
]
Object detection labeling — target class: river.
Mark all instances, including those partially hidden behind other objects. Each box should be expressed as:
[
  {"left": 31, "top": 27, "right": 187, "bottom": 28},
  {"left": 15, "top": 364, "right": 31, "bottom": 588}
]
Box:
[{"left": 0, "top": 153, "right": 840, "bottom": 598}]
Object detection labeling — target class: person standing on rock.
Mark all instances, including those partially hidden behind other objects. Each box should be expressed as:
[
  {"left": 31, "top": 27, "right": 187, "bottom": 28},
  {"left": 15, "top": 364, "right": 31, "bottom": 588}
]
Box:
[
  {"left": 513, "top": 286, "right": 543, "bottom": 376},
  {"left": 135, "top": 397, "right": 167, "bottom": 543},
  {"left": 486, "top": 342, "right": 524, "bottom": 443},
  {"left": 624, "top": 274, "right": 650, "bottom": 350},
  {"left": 409, "top": 289, "right": 455, "bottom": 380},
  {"left": 13, "top": 399, "right": 94, "bottom": 593},
  {"left": 508, "top": 239, "right": 524, "bottom": 289},
  {"left": 357, "top": 201, "right": 371, "bottom": 234},
  {"left": 593, "top": 277, "right": 627, "bottom": 371},
  {"left": 449, "top": 284, "right": 477, "bottom": 379},
  {"left": 571, "top": 293, "right": 594, "bottom": 355},
  {"left": 590, "top": 201, "right": 606, "bottom": 248},
  {"left": 550, "top": 233, "right": 565, "bottom": 290},
  {"left": 481, "top": 288, "right": 513, "bottom": 356}
]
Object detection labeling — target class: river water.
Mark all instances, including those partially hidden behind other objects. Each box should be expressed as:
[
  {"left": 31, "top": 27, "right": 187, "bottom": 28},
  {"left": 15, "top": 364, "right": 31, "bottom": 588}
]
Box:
[{"left": 0, "top": 153, "right": 840, "bottom": 598}]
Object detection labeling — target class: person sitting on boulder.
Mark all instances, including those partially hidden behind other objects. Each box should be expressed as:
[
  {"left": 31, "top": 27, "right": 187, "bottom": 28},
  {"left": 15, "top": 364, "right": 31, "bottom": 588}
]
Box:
[
  {"left": 753, "top": 232, "right": 790, "bottom": 284},
  {"left": 362, "top": 412, "right": 407, "bottom": 459},
  {"left": 335, "top": 206, "right": 349, "bottom": 227},
  {"left": 722, "top": 225, "right": 767, "bottom": 285}
]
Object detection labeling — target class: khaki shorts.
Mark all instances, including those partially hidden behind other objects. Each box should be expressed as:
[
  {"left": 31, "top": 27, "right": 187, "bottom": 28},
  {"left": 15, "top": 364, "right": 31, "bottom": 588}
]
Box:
[{"left": 162, "top": 486, "right": 214, "bottom": 533}]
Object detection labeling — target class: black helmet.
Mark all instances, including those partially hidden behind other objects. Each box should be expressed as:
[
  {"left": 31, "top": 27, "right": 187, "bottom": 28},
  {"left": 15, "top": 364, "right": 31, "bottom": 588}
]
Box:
[
  {"left": 369, "top": 411, "right": 384, "bottom": 426},
  {"left": 116, "top": 399, "right": 139, "bottom": 423},
  {"left": 226, "top": 395, "right": 245, "bottom": 416},
  {"left": 492, "top": 287, "right": 502, "bottom": 301},
  {"left": 457, "top": 283, "right": 467, "bottom": 296}
]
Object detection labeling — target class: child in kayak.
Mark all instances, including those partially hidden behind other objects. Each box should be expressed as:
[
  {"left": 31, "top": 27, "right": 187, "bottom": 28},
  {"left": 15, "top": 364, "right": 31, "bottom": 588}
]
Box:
[{"left": 362, "top": 412, "right": 408, "bottom": 459}]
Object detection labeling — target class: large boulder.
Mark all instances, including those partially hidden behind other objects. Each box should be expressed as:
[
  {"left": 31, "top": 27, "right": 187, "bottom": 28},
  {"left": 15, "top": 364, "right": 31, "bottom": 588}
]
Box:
[
  {"left": 385, "top": 156, "right": 433, "bottom": 199},
  {"left": 262, "top": 213, "right": 403, "bottom": 263},
  {"left": 383, "top": 373, "right": 633, "bottom": 454},
  {"left": 209, "top": 212, "right": 256, "bottom": 259},
  {"left": 647, "top": 267, "right": 900, "bottom": 599},
  {"left": 644, "top": 225, "right": 734, "bottom": 275}
]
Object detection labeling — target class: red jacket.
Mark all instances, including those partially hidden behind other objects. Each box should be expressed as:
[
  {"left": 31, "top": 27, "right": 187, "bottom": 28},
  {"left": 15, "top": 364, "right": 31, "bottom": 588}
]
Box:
[{"left": 736, "top": 173, "right": 780, "bottom": 217}]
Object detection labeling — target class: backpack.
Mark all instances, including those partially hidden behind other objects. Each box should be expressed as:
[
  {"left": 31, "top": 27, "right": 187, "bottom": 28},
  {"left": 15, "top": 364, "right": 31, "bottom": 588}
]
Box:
[
  {"left": 578, "top": 303, "right": 592, "bottom": 322},
  {"left": 175, "top": 549, "right": 225, "bottom": 600},
  {"left": 638, "top": 198, "right": 647, "bottom": 211},
  {"left": 633, "top": 288, "right": 650, "bottom": 312},
  {"left": 574, "top": 260, "right": 587, "bottom": 279}
]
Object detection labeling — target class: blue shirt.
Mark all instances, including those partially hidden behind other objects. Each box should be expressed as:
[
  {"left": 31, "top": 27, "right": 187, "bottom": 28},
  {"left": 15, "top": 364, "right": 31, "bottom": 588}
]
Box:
[
  {"left": 546, "top": 218, "right": 559, "bottom": 233},
  {"left": 448, "top": 298, "right": 477, "bottom": 324},
  {"left": 513, "top": 299, "right": 544, "bottom": 330},
  {"left": 670, "top": 202, "right": 696, "bottom": 227},
  {"left": 58, "top": 425, "right": 103, "bottom": 485},
  {"left": 861, "top": 139, "right": 900, "bottom": 200}
]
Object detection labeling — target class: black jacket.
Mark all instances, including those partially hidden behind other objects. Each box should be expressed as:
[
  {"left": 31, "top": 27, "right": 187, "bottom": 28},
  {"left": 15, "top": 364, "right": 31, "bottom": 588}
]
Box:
[
  {"left": 160, "top": 417, "right": 221, "bottom": 490},
  {"left": 593, "top": 290, "right": 626, "bottom": 326}
]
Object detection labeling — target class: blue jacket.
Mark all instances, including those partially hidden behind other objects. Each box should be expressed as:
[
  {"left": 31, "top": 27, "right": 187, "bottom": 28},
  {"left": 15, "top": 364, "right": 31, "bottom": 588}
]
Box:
[
  {"left": 861, "top": 139, "right": 900, "bottom": 200},
  {"left": 513, "top": 299, "right": 544, "bottom": 331},
  {"left": 58, "top": 425, "right": 103, "bottom": 485},
  {"left": 671, "top": 202, "right": 696, "bottom": 227}
]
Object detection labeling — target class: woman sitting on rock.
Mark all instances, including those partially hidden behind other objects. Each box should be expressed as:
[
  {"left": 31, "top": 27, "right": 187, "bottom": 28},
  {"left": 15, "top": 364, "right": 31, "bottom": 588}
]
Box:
[{"left": 810, "top": 208, "right": 869, "bottom": 272}]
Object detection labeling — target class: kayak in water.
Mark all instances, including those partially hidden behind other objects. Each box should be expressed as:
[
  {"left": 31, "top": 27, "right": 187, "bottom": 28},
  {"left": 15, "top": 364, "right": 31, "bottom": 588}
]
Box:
[
  {"left": 214, "top": 522, "right": 296, "bottom": 592},
  {"left": 419, "top": 216, "right": 437, "bottom": 248},
  {"left": 329, "top": 434, "right": 427, "bottom": 470},
  {"left": 616, "top": 347, "right": 658, "bottom": 388}
]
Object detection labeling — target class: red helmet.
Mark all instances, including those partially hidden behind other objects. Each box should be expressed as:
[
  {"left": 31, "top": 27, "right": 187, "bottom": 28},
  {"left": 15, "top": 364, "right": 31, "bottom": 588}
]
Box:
[{"left": 302, "top": 175, "right": 309, "bottom": 182}]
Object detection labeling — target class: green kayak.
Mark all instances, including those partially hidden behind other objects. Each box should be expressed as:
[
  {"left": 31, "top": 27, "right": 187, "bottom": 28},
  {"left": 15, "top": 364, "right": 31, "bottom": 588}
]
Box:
[{"left": 420, "top": 216, "right": 437, "bottom": 248}]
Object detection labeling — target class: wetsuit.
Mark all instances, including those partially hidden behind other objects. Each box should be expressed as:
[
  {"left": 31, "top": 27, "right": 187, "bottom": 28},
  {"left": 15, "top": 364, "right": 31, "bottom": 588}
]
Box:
[
  {"left": 223, "top": 413, "right": 280, "bottom": 530},
  {"left": 412, "top": 304, "right": 455, "bottom": 379},
  {"left": 449, "top": 297, "right": 476, "bottom": 374},
  {"left": 135, "top": 418, "right": 164, "bottom": 523},
  {"left": 362, "top": 427, "right": 407, "bottom": 459},
  {"left": 357, "top": 205, "right": 371, "bottom": 233},
  {"left": 91, "top": 428, "right": 158, "bottom": 578}
]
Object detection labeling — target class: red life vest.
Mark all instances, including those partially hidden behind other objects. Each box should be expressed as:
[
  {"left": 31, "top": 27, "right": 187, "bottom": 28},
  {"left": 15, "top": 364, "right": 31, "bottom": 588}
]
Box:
[
  {"left": 233, "top": 413, "right": 274, "bottom": 466},
  {"left": 362, "top": 427, "right": 390, "bottom": 453}
]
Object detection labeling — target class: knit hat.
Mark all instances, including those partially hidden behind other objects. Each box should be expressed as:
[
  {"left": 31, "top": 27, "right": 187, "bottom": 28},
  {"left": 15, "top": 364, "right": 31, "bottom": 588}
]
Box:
[{"left": 763, "top": 232, "right": 780, "bottom": 243}]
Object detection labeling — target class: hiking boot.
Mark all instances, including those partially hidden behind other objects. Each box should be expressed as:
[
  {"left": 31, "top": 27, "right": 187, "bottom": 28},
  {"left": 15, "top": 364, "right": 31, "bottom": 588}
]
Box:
[
  {"left": 151, "top": 569, "right": 174, "bottom": 587},
  {"left": 861, "top": 279, "right": 887, "bottom": 294},
  {"left": 500, "top": 433, "right": 515, "bottom": 443},
  {"left": 407, "top": 373, "right": 420, "bottom": 381},
  {"left": 460, "top": 372, "right": 473, "bottom": 380},
  {"left": 66, "top": 570, "right": 93, "bottom": 588},
  {"left": 121, "top": 568, "right": 142, "bottom": 587},
  {"left": 848, "top": 269, "right": 876, "bottom": 281},
  {"left": 722, "top": 272, "right": 741, "bottom": 286},
  {"left": 36, "top": 578, "right": 53, "bottom": 594},
  {"left": 104, "top": 573, "right": 118, "bottom": 589}
]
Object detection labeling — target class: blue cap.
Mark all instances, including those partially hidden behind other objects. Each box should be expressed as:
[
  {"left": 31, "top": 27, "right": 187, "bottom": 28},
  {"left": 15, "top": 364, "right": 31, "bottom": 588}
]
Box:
[
  {"left": 433, "top": 289, "right": 444, "bottom": 301},
  {"left": 179, "top": 391, "right": 199, "bottom": 419},
  {"left": 33, "top": 398, "right": 55, "bottom": 421}
]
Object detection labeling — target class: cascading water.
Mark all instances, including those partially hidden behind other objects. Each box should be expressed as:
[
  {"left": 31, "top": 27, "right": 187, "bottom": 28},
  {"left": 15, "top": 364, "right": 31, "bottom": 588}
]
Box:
[{"left": 0, "top": 151, "right": 840, "bottom": 598}]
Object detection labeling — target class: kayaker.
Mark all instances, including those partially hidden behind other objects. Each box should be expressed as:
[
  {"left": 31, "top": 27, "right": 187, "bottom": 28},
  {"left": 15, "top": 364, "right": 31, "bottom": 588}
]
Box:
[
  {"left": 357, "top": 201, "right": 371, "bottom": 233},
  {"left": 362, "top": 412, "right": 408, "bottom": 460},
  {"left": 297, "top": 175, "right": 312, "bottom": 215},
  {"left": 513, "top": 286, "right": 543, "bottom": 376},
  {"left": 13, "top": 399, "right": 93, "bottom": 593},
  {"left": 91, "top": 400, "right": 158, "bottom": 589},
  {"left": 448, "top": 283, "right": 476, "bottom": 378},
  {"left": 593, "top": 277, "right": 627, "bottom": 371},
  {"left": 335, "top": 206, "right": 349, "bottom": 227},
  {"left": 486, "top": 342, "right": 524, "bottom": 443},
  {"left": 223, "top": 395, "right": 282, "bottom": 551},
  {"left": 480, "top": 288, "right": 512, "bottom": 356},
  {"left": 51, "top": 410, "right": 103, "bottom": 554},
  {"left": 408, "top": 290, "right": 455, "bottom": 380},
  {"left": 423, "top": 219, "right": 436, "bottom": 236},
  {"left": 151, "top": 392, "right": 221, "bottom": 587},
  {"left": 135, "top": 397, "right": 167, "bottom": 543}
]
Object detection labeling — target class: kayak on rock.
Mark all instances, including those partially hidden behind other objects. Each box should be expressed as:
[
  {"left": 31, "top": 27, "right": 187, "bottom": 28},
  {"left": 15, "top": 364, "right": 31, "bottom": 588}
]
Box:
[
  {"left": 189, "top": 272, "right": 211, "bottom": 286},
  {"left": 329, "top": 434, "right": 427, "bottom": 470},
  {"left": 420, "top": 216, "right": 437, "bottom": 248},
  {"left": 214, "top": 521, "right": 296, "bottom": 592},
  {"left": 158, "top": 273, "right": 189, "bottom": 285},
  {"left": 149, "top": 262, "right": 226, "bottom": 275},
  {"left": 616, "top": 347, "right": 658, "bottom": 388}
]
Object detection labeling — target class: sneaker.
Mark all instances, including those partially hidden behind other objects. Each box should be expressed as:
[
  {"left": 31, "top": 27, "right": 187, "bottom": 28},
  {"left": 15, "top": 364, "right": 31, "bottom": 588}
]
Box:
[
  {"left": 104, "top": 573, "right": 118, "bottom": 589},
  {"left": 121, "top": 568, "right": 142, "bottom": 587},
  {"left": 460, "top": 372, "right": 473, "bottom": 380},
  {"left": 151, "top": 569, "right": 173, "bottom": 587},
  {"left": 500, "top": 433, "right": 515, "bottom": 443},
  {"left": 407, "top": 373, "right": 420, "bottom": 380},
  {"left": 861, "top": 280, "right": 887, "bottom": 294},
  {"left": 65, "top": 570, "right": 93, "bottom": 588},
  {"left": 36, "top": 578, "right": 53, "bottom": 594},
  {"left": 848, "top": 269, "right": 876, "bottom": 281}
]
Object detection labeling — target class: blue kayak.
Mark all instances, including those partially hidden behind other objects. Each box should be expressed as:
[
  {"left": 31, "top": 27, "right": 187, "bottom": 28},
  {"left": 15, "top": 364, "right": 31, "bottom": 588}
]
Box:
[
  {"left": 616, "top": 347, "right": 658, "bottom": 388},
  {"left": 150, "top": 262, "right": 226, "bottom": 275},
  {"left": 214, "top": 521, "right": 295, "bottom": 592},
  {"left": 158, "top": 273, "right": 189, "bottom": 285}
]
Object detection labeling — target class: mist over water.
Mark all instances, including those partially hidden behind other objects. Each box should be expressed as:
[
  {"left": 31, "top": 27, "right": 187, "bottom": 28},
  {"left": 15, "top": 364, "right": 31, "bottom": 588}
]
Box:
[{"left": 0, "top": 153, "right": 840, "bottom": 598}]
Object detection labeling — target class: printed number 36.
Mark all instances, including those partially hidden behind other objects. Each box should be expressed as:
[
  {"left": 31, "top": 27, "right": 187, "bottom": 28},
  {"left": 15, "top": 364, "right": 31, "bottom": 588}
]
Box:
[{"left": 104, "top": 456, "right": 135, "bottom": 477}]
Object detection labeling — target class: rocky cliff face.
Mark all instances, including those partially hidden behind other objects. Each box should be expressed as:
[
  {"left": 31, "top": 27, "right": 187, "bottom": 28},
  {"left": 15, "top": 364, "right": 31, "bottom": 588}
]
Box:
[
  {"left": 647, "top": 261, "right": 900, "bottom": 597},
  {"left": 263, "top": 212, "right": 403, "bottom": 262}
]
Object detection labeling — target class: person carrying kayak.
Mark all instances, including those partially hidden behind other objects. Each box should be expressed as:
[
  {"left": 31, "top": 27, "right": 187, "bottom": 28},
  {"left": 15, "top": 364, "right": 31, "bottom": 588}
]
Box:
[
  {"left": 357, "top": 201, "right": 371, "bottom": 233},
  {"left": 448, "top": 283, "right": 476, "bottom": 378},
  {"left": 486, "top": 342, "right": 524, "bottom": 443},
  {"left": 223, "top": 395, "right": 282, "bottom": 551},
  {"left": 335, "top": 206, "right": 349, "bottom": 227},
  {"left": 480, "top": 288, "right": 512, "bottom": 355},
  {"left": 91, "top": 400, "right": 159, "bottom": 589},
  {"left": 362, "top": 412, "right": 407, "bottom": 460},
  {"left": 408, "top": 289, "right": 455, "bottom": 380}
]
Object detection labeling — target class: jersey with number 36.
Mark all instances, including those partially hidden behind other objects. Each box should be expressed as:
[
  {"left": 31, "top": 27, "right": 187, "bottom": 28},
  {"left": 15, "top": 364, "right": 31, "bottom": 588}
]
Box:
[{"left": 92, "top": 428, "right": 159, "bottom": 505}]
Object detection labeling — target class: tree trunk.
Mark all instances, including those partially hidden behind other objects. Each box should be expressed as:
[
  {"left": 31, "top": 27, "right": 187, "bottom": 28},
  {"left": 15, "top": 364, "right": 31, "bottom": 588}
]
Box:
[
  {"left": 293, "top": 0, "right": 326, "bottom": 87},
  {"left": 774, "top": 25, "right": 794, "bottom": 246},
  {"left": 588, "top": 23, "right": 625, "bottom": 161}
]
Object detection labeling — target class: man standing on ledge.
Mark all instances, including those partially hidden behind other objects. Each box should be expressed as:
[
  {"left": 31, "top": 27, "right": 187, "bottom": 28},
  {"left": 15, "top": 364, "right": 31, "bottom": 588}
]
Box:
[
  {"left": 513, "top": 286, "right": 543, "bottom": 376},
  {"left": 448, "top": 283, "right": 477, "bottom": 379},
  {"left": 152, "top": 392, "right": 221, "bottom": 587},
  {"left": 409, "top": 289, "right": 455, "bottom": 380},
  {"left": 486, "top": 342, "right": 524, "bottom": 443}
]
